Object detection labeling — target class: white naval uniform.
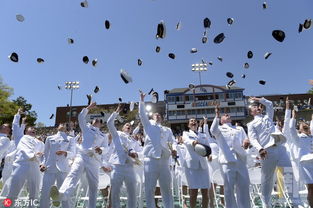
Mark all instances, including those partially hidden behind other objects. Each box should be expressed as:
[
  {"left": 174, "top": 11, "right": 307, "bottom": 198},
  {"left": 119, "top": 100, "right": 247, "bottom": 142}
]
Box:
[
  {"left": 1, "top": 114, "right": 26, "bottom": 196},
  {"left": 182, "top": 130, "right": 210, "bottom": 189},
  {"left": 247, "top": 98, "right": 291, "bottom": 208},
  {"left": 107, "top": 112, "right": 142, "bottom": 208},
  {"left": 0, "top": 132, "right": 11, "bottom": 174},
  {"left": 7, "top": 135, "right": 44, "bottom": 208},
  {"left": 58, "top": 108, "right": 108, "bottom": 208},
  {"left": 289, "top": 118, "right": 313, "bottom": 184},
  {"left": 39, "top": 131, "right": 76, "bottom": 208},
  {"left": 211, "top": 117, "right": 250, "bottom": 208},
  {"left": 139, "top": 101, "right": 175, "bottom": 208}
]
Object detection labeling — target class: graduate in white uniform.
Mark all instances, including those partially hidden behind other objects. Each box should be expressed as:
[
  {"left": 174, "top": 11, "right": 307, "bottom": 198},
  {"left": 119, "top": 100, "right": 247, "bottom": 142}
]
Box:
[
  {"left": 289, "top": 111, "right": 313, "bottom": 207},
  {"left": 107, "top": 103, "right": 142, "bottom": 208},
  {"left": 247, "top": 97, "right": 291, "bottom": 208},
  {"left": 50, "top": 102, "right": 108, "bottom": 208},
  {"left": 210, "top": 104, "right": 250, "bottom": 208},
  {"left": 182, "top": 118, "right": 210, "bottom": 208},
  {"left": 7, "top": 126, "right": 44, "bottom": 208},
  {"left": 0, "top": 123, "right": 11, "bottom": 164},
  {"left": 139, "top": 92, "right": 177, "bottom": 208},
  {"left": 0, "top": 121, "right": 15, "bottom": 192},
  {"left": 39, "top": 123, "right": 76, "bottom": 208}
]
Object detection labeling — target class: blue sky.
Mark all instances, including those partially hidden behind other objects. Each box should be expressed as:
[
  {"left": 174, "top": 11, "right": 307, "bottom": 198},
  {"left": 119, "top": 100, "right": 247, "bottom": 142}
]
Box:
[{"left": 0, "top": 0, "right": 312, "bottom": 126}]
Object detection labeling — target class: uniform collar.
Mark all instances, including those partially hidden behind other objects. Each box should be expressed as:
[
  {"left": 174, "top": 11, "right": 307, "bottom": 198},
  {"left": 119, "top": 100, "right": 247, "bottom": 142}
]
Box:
[{"left": 0, "top": 133, "right": 8, "bottom": 137}]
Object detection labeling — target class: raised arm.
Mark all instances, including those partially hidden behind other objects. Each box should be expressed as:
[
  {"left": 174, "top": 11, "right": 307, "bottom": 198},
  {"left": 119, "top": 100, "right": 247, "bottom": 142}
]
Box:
[
  {"left": 289, "top": 110, "right": 299, "bottom": 145},
  {"left": 78, "top": 102, "right": 96, "bottom": 132},
  {"left": 210, "top": 104, "right": 222, "bottom": 138},
  {"left": 282, "top": 97, "right": 291, "bottom": 136},
  {"left": 107, "top": 104, "right": 125, "bottom": 153},
  {"left": 139, "top": 91, "right": 151, "bottom": 129},
  {"left": 259, "top": 97, "right": 274, "bottom": 120},
  {"left": 12, "top": 108, "right": 24, "bottom": 144}
]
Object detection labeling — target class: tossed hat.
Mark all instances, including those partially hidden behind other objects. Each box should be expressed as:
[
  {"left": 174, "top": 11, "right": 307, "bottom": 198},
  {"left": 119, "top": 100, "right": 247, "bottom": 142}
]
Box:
[
  {"left": 272, "top": 30, "right": 285, "bottom": 42},
  {"left": 156, "top": 21, "right": 166, "bottom": 39},
  {"left": 244, "top": 63, "right": 249, "bottom": 69},
  {"left": 264, "top": 52, "right": 272, "bottom": 59},
  {"left": 37, "top": 58, "right": 44, "bottom": 63},
  {"left": 190, "top": 48, "right": 197, "bottom": 53},
  {"left": 137, "top": 59, "right": 143, "bottom": 66},
  {"left": 67, "top": 38, "right": 74, "bottom": 44},
  {"left": 92, "top": 59, "right": 97, "bottom": 67},
  {"left": 247, "top": 51, "right": 253, "bottom": 59},
  {"left": 82, "top": 56, "right": 89, "bottom": 64},
  {"left": 80, "top": 0, "right": 88, "bottom": 7},
  {"left": 9, "top": 52, "right": 18, "bottom": 62},
  {"left": 105, "top": 20, "right": 110, "bottom": 29},
  {"left": 214, "top": 33, "right": 225, "bottom": 44},
  {"left": 227, "top": 18, "right": 234, "bottom": 25},
  {"left": 203, "top": 17, "right": 211, "bottom": 28},
  {"left": 16, "top": 14, "right": 25, "bottom": 22},
  {"left": 94, "top": 86, "right": 100, "bottom": 93},
  {"left": 168, "top": 53, "right": 175, "bottom": 59},
  {"left": 303, "top": 19, "right": 312, "bottom": 29},
  {"left": 226, "top": 72, "right": 234, "bottom": 78},
  {"left": 120, "top": 69, "right": 133, "bottom": 84},
  {"left": 226, "top": 80, "right": 236, "bottom": 89},
  {"left": 155, "top": 46, "right": 161, "bottom": 53}
]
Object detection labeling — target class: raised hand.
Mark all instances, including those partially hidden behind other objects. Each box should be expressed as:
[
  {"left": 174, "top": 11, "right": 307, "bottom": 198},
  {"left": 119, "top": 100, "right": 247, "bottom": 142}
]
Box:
[
  {"left": 115, "top": 103, "right": 123, "bottom": 113},
  {"left": 215, "top": 103, "right": 220, "bottom": 117},
  {"left": 285, "top": 96, "right": 290, "bottom": 110},
  {"left": 140, "top": 90, "right": 146, "bottom": 102},
  {"left": 87, "top": 102, "right": 97, "bottom": 110}
]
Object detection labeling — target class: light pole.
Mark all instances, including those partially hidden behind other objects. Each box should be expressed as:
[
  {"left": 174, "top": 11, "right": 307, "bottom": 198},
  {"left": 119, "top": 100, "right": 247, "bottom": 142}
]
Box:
[
  {"left": 65, "top": 81, "right": 80, "bottom": 123},
  {"left": 191, "top": 63, "right": 208, "bottom": 86}
]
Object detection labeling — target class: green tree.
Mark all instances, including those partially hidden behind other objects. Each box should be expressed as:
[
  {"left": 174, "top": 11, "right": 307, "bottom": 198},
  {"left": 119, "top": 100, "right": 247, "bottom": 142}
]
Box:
[
  {"left": 12, "top": 96, "right": 37, "bottom": 126},
  {"left": 308, "top": 87, "right": 313, "bottom": 94},
  {"left": 0, "top": 77, "right": 18, "bottom": 124}
]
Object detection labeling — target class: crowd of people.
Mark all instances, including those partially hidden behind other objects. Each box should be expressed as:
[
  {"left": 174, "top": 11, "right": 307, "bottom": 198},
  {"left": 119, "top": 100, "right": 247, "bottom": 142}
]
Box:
[{"left": 0, "top": 93, "right": 312, "bottom": 208}]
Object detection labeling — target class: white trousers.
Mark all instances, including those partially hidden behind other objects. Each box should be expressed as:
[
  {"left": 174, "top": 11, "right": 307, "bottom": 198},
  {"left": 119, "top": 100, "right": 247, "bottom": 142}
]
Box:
[
  {"left": 7, "top": 161, "right": 41, "bottom": 208},
  {"left": 111, "top": 164, "right": 137, "bottom": 208},
  {"left": 59, "top": 154, "right": 99, "bottom": 208},
  {"left": 0, "top": 162, "right": 13, "bottom": 197},
  {"left": 144, "top": 157, "right": 173, "bottom": 208},
  {"left": 220, "top": 160, "right": 251, "bottom": 208},
  {"left": 39, "top": 171, "right": 69, "bottom": 208},
  {"left": 260, "top": 145, "right": 291, "bottom": 208}
]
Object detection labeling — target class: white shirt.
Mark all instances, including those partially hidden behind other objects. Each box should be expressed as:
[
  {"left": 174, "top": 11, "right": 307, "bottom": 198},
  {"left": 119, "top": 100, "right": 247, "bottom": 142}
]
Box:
[
  {"left": 13, "top": 135, "right": 42, "bottom": 164},
  {"left": 107, "top": 112, "right": 142, "bottom": 165},
  {"left": 0, "top": 133, "right": 10, "bottom": 161},
  {"left": 139, "top": 101, "right": 175, "bottom": 159},
  {"left": 247, "top": 98, "right": 277, "bottom": 151},
  {"left": 211, "top": 117, "right": 247, "bottom": 164},
  {"left": 289, "top": 118, "right": 313, "bottom": 162},
  {"left": 42, "top": 131, "right": 76, "bottom": 173},
  {"left": 78, "top": 108, "right": 109, "bottom": 156},
  {"left": 182, "top": 130, "right": 210, "bottom": 169}
]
